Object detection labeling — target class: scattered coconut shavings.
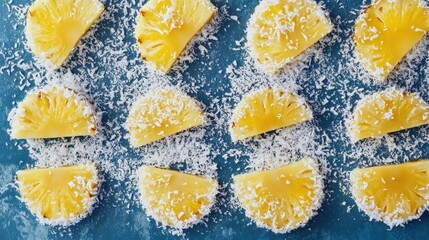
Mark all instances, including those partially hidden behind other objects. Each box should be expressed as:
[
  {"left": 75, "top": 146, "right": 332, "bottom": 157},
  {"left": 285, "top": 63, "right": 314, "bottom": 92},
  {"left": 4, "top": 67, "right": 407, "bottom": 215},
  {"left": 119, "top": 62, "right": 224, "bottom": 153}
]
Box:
[
  {"left": 1, "top": 0, "right": 227, "bottom": 237},
  {"left": 1, "top": 0, "right": 429, "bottom": 237}
]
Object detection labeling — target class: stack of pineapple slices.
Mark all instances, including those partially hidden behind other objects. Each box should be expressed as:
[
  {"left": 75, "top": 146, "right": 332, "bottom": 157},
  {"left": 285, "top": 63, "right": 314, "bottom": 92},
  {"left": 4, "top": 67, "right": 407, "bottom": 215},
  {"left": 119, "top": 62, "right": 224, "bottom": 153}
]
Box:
[
  {"left": 347, "top": 89, "right": 429, "bottom": 226},
  {"left": 135, "top": 0, "right": 217, "bottom": 73},
  {"left": 350, "top": 160, "right": 429, "bottom": 227},
  {"left": 233, "top": 158, "right": 324, "bottom": 233},
  {"left": 26, "top": 0, "right": 104, "bottom": 68},
  {"left": 354, "top": 0, "right": 429, "bottom": 80},
  {"left": 136, "top": 166, "right": 218, "bottom": 229},
  {"left": 10, "top": 85, "right": 100, "bottom": 225},
  {"left": 230, "top": 88, "right": 312, "bottom": 141},
  {"left": 247, "top": 0, "right": 333, "bottom": 73}
]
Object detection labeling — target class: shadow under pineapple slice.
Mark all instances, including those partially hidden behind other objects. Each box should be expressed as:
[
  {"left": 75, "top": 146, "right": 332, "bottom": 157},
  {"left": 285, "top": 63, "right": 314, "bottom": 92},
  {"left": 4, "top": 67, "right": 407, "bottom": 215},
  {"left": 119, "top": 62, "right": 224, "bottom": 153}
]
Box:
[
  {"left": 126, "top": 88, "right": 205, "bottom": 147},
  {"left": 350, "top": 160, "right": 429, "bottom": 227},
  {"left": 354, "top": 0, "right": 429, "bottom": 80},
  {"left": 10, "top": 85, "right": 97, "bottom": 139},
  {"left": 247, "top": 0, "right": 333, "bottom": 74},
  {"left": 135, "top": 0, "right": 217, "bottom": 73},
  {"left": 348, "top": 88, "right": 429, "bottom": 142},
  {"left": 137, "top": 166, "right": 218, "bottom": 229},
  {"left": 230, "top": 88, "right": 312, "bottom": 142},
  {"left": 233, "top": 158, "right": 323, "bottom": 233},
  {"left": 26, "top": 0, "right": 104, "bottom": 68},
  {"left": 16, "top": 164, "right": 99, "bottom": 226}
]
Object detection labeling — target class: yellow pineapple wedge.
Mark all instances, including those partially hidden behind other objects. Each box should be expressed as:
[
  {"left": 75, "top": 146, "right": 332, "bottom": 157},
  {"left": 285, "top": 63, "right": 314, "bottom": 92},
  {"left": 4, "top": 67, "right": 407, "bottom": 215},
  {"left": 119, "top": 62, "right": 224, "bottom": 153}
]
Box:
[
  {"left": 233, "top": 158, "right": 323, "bottom": 233},
  {"left": 354, "top": 0, "right": 429, "bottom": 80},
  {"left": 350, "top": 160, "right": 429, "bottom": 227},
  {"left": 247, "top": 0, "right": 333, "bottom": 73},
  {"left": 137, "top": 166, "right": 218, "bottom": 229},
  {"left": 230, "top": 88, "right": 312, "bottom": 141},
  {"left": 17, "top": 164, "right": 99, "bottom": 226},
  {"left": 10, "top": 86, "right": 97, "bottom": 139},
  {"left": 135, "top": 0, "right": 217, "bottom": 73},
  {"left": 127, "top": 88, "right": 205, "bottom": 147},
  {"left": 26, "top": 0, "right": 104, "bottom": 68},
  {"left": 348, "top": 89, "right": 429, "bottom": 141}
]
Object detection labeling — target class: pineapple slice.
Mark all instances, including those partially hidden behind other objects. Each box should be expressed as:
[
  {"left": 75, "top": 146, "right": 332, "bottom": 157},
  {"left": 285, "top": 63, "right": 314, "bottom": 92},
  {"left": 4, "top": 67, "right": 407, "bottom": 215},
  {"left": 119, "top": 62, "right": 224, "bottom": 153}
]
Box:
[
  {"left": 247, "top": 0, "right": 333, "bottom": 73},
  {"left": 16, "top": 164, "right": 99, "bottom": 226},
  {"left": 10, "top": 85, "right": 97, "bottom": 139},
  {"left": 354, "top": 0, "right": 429, "bottom": 80},
  {"left": 233, "top": 158, "right": 323, "bottom": 233},
  {"left": 25, "top": 0, "right": 104, "bottom": 68},
  {"left": 348, "top": 89, "right": 429, "bottom": 141},
  {"left": 135, "top": 0, "right": 217, "bottom": 73},
  {"left": 137, "top": 166, "right": 218, "bottom": 229},
  {"left": 350, "top": 160, "right": 429, "bottom": 227},
  {"left": 230, "top": 88, "right": 312, "bottom": 141},
  {"left": 127, "top": 88, "right": 205, "bottom": 147}
]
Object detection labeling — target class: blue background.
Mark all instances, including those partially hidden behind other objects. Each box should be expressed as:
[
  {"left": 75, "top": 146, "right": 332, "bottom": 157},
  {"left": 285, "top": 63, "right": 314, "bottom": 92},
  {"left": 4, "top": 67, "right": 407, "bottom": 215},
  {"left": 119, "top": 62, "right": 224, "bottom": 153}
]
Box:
[{"left": 1, "top": 0, "right": 429, "bottom": 239}]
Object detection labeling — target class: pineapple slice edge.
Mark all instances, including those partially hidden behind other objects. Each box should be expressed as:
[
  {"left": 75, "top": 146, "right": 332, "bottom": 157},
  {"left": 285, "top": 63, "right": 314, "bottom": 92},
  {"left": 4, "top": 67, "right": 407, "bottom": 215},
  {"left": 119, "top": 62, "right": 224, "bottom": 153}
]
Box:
[
  {"left": 137, "top": 166, "right": 218, "bottom": 229},
  {"left": 350, "top": 160, "right": 429, "bottom": 227},
  {"left": 232, "top": 158, "right": 324, "bottom": 233},
  {"left": 16, "top": 164, "right": 100, "bottom": 226}
]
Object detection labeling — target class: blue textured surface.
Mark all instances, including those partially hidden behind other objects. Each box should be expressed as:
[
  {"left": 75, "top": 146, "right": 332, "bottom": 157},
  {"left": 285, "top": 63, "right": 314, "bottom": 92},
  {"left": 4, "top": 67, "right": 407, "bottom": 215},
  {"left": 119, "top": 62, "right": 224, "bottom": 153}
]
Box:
[{"left": 1, "top": 0, "right": 429, "bottom": 239}]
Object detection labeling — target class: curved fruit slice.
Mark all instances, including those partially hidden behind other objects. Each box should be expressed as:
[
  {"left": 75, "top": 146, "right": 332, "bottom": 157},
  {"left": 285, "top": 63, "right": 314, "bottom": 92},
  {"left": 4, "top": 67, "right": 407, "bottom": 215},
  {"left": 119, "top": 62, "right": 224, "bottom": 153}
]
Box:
[
  {"left": 135, "top": 0, "right": 217, "bottom": 73},
  {"left": 354, "top": 0, "right": 429, "bottom": 80},
  {"left": 137, "top": 166, "right": 218, "bottom": 229},
  {"left": 348, "top": 89, "right": 429, "bottom": 141},
  {"left": 16, "top": 164, "right": 99, "bottom": 226},
  {"left": 10, "top": 85, "right": 97, "bottom": 139},
  {"left": 247, "top": 0, "right": 333, "bottom": 73},
  {"left": 26, "top": 0, "right": 104, "bottom": 68},
  {"left": 233, "top": 158, "right": 323, "bottom": 233},
  {"left": 350, "top": 160, "right": 429, "bottom": 227},
  {"left": 230, "top": 88, "right": 312, "bottom": 141},
  {"left": 127, "top": 88, "right": 205, "bottom": 147}
]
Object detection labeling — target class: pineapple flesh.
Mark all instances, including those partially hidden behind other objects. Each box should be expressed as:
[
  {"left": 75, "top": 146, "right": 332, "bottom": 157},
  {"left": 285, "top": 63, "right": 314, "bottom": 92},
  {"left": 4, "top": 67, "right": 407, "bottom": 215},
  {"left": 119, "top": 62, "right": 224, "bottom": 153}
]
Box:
[
  {"left": 127, "top": 88, "right": 205, "bottom": 147},
  {"left": 10, "top": 86, "right": 97, "bottom": 139},
  {"left": 137, "top": 166, "right": 218, "bottom": 229},
  {"left": 233, "top": 158, "right": 323, "bottom": 233},
  {"left": 354, "top": 0, "right": 429, "bottom": 80},
  {"left": 247, "top": 0, "right": 333, "bottom": 73},
  {"left": 17, "top": 164, "right": 99, "bottom": 226},
  {"left": 26, "top": 0, "right": 104, "bottom": 68},
  {"left": 135, "top": 0, "right": 217, "bottom": 73},
  {"left": 348, "top": 89, "right": 429, "bottom": 141},
  {"left": 230, "top": 88, "right": 312, "bottom": 141},
  {"left": 350, "top": 160, "right": 429, "bottom": 227}
]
